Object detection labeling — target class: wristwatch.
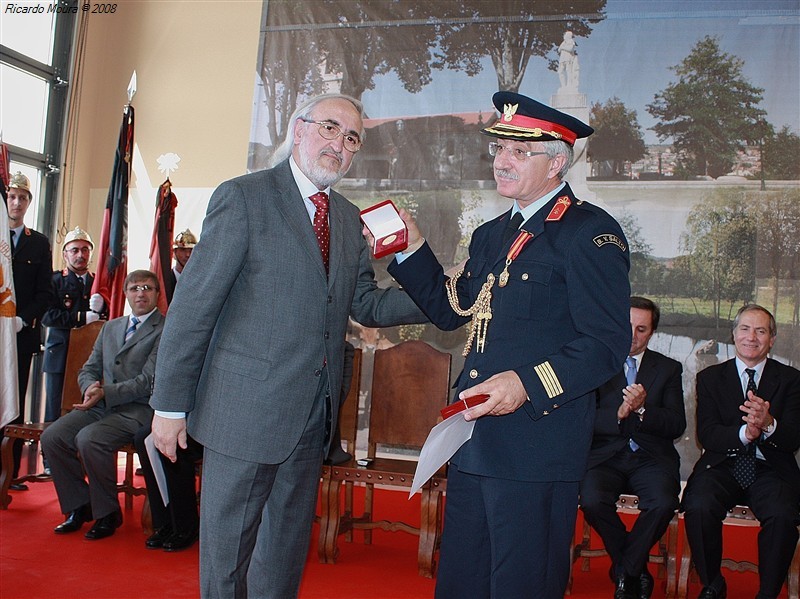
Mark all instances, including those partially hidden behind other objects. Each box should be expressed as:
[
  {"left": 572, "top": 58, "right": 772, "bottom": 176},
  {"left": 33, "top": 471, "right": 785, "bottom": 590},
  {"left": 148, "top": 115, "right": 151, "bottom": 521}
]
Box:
[
  {"left": 635, "top": 406, "right": 646, "bottom": 420},
  {"left": 763, "top": 418, "right": 776, "bottom": 434}
]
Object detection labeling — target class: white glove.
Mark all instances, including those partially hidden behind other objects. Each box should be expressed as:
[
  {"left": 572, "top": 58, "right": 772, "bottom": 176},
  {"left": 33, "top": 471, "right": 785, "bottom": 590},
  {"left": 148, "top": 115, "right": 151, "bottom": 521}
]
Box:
[
  {"left": 14, "top": 316, "right": 24, "bottom": 333},
  {"left": 89, "top": 293, "right": 105, "bottom": 313},
  {"left": 85, "top": 311, "right": 100, "bottom": 324}
]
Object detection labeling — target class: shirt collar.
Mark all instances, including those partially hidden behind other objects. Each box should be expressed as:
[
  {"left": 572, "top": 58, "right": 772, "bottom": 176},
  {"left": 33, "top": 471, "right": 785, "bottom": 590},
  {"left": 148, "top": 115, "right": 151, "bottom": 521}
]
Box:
[
  {"left": 130, "top": 307, "right": 158, "bottom": 325},
  {"left": 512, "top": 182, "right": 567, "bottom": 223},
  {"left": 735, "top": 357, "right": 766, "bottom": 383}
]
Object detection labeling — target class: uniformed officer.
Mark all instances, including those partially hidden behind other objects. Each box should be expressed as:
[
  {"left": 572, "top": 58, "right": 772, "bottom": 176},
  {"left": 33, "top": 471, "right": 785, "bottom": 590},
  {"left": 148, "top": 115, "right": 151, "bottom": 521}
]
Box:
[
  {"left": 4, "top": 171, "right": 54, "bottom": 489},
  {"left": 42, "top": 227, "right": 106, "bottom": 423},
  {"left": 165, "top": 229, "right": 197, "bottom": 304},
  {"left": 385, "top": 92, "right": 632, "bottom": 598}
]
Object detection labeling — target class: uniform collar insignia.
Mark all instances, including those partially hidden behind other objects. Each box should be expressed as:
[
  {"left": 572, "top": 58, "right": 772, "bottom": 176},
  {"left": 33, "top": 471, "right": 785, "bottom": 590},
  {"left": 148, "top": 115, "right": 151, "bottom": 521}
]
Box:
[{"left": 545, "top": 196, "right": 571, "bottom": 222}]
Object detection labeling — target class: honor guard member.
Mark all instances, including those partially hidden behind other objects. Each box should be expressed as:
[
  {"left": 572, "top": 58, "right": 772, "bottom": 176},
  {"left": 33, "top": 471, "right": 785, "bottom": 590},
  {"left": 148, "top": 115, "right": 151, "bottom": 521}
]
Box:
[
  {"left": 4, "top": 171, "right": 55, "bottom": 490},
  {"left": 166, "top": 229, "right": 196, "bottom": 304},
  {"left": 42, "top": 227, "right": 106, "bottom": 424},
  {"left": 386, "top": 92, "right": 631, "bottom": 598}
]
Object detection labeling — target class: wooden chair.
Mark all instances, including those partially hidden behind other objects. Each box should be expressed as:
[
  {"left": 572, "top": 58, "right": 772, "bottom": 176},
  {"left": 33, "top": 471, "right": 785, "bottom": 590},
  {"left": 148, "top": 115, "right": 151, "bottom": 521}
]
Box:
[
  {"left": 318, "top": 340, "right": 451, "bottom": 578},
  {"left": 677, "top": 505, "right": 800, "bottom": 599},
  {"left": 568, "top": 494, "right": 679, "bottom": 597},
  {"left": 0, "top": 320, "right": 146, "bottom": 514},
  {"left": 336, "top": 347, "right": 362, "bottom": 542}
]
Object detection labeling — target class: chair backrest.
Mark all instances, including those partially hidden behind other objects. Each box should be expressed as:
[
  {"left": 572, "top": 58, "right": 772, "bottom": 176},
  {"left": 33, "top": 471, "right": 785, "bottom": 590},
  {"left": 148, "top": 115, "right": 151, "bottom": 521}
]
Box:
[
  {"left": 339, "top": 347, "right": 362, "bottom": 454},
  {"left": 368, "top": 340, "right": 451, "bottom": 454},
  {"left": 60, "top": 320, "right": 104, "bottom": 416}
]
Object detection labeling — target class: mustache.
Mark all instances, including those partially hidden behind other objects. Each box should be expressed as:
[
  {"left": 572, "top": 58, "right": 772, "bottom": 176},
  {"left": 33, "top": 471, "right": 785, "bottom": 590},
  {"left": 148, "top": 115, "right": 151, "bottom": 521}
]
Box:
[
  {"left": 320, "top": 149, "right": 343, "bottom": 165},
  {"left": 494, "top": 168, "right": 519, "bottom": 181}
]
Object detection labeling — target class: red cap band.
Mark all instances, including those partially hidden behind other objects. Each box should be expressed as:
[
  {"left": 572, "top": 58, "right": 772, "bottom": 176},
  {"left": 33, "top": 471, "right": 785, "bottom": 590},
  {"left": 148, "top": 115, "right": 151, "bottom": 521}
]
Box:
[{"left": 494, "top": 114, "right": 577, "bottom": 145}]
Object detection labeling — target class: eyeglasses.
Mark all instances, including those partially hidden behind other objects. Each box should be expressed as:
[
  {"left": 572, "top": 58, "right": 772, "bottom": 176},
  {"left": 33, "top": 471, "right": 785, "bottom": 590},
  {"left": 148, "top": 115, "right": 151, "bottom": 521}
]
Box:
[
  {"left": 127, "top": 285, "right": 156, "bottom": 293},
  {"left": 488, "top": 142, "right": 549, "bottom": 161},
  {"left": 300, "top": 118, "right": 362, "bottom": 153},
  {"left": 64, "top": 247, "right": 91, "bottom": 255}
]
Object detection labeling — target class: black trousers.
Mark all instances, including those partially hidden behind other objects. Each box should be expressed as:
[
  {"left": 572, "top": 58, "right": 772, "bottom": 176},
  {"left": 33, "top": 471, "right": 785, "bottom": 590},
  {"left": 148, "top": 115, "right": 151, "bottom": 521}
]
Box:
[
  {"left": 682, "top": 459, "right": 800, "bottom": 597},
  {"left": 134, "top": 423, "right": 204, "bottom": 533},
  {"left": 580, "top": 445, "right": 680, "bottom": 578}
]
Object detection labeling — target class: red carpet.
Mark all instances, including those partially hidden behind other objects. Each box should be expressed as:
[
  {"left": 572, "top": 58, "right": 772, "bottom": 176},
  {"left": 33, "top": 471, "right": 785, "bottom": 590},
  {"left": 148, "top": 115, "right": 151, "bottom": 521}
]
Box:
[{"left": 0, "top": 474, "right": 767, "bottom": 598}]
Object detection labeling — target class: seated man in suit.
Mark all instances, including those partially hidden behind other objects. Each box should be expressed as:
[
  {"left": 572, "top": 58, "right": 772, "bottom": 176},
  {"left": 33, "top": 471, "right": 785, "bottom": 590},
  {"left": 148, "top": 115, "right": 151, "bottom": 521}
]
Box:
[
  {"left": 580, "top": 296, "right": 686, "bottom": 599},
  {"left": 682, "top": 304, "right": 800, "bottom": 599},
  {"left": 41, "top": 270, "right": 164, "bottom": 540},
  {"left": 134, "top": 425, "right": 203, "bottom": 551}
]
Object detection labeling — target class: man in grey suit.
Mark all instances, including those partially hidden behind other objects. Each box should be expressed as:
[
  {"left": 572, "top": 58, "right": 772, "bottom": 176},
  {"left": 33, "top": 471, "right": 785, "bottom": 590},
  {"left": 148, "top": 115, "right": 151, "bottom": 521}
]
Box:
[
  {"left": 150, "top": 93, "right": 426, "bottom": 598},
  {"left": 41, "top": 269, "right": 164, "bottom": 540}
]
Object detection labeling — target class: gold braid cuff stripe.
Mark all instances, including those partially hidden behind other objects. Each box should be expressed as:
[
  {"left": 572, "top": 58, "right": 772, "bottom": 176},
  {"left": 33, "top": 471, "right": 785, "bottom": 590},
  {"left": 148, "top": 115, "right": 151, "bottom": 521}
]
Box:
[{"left": 534, "top": 362, "right": 563, "bottom": 399}]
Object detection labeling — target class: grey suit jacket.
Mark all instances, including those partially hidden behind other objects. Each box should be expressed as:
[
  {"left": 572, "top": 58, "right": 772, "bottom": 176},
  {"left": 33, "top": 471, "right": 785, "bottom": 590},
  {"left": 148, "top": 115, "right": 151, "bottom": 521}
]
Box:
[
  {"left": 78, "top": 311, "right": 164, "bottom": 409},
  {"left": 150, "top": 160, "right": 426, "bottom": 464}
]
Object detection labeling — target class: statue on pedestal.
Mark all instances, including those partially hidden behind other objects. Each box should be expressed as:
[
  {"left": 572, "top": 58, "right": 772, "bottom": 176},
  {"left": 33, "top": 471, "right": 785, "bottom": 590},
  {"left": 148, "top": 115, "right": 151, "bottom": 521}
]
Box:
[{"left": 558, "top": 31, "right": 580, "bottom": 91}]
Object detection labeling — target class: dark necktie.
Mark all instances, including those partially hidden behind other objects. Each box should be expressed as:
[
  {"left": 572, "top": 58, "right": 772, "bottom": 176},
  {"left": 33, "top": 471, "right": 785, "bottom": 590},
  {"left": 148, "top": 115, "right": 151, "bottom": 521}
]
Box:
[
  {"left": 626, "top": 356, "right": 640, "bottom": 451},
  {"left": 309, "top": 192, "right": 330, "bottom": 273},
  {"left": 9, "top": 230, "right": 15, "bottom": 253},
  {"left": 503, "top": 211, "right": 524, "bottom": 244},
  {"left": 733, "top": 368, "right": 758, "bottom": 488}
]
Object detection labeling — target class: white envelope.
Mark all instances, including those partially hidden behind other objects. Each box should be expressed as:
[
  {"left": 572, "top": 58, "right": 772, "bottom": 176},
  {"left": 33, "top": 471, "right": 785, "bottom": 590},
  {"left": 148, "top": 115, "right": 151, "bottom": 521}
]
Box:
[
  {"left": 144, "top": 432, "right": 169, "bottom": 506},
  {"left": 409, "top": 413, "right": 475, "bottom": 497}
]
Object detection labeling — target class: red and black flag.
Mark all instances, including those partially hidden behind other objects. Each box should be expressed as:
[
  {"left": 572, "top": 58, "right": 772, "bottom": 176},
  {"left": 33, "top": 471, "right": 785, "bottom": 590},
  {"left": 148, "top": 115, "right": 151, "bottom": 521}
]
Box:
[
  {"left": 149, "top": 178, "right": 177, "bottom": 314},
  {"left": 0, "top": 141, "right": 10, "bottom": 203},
  {"left": 92, "top": 105, "right": 134, "bottom": 319}
]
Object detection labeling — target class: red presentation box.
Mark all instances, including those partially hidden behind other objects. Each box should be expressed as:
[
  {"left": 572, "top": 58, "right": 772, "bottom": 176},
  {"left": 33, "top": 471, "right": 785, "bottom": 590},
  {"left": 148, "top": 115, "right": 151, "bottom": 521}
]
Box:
[
  {"left": 440, "top": 394, "right": 490, "bottom": 419},
  {"left": 360, "top": 199, "right": 408, "bottom": 258}
]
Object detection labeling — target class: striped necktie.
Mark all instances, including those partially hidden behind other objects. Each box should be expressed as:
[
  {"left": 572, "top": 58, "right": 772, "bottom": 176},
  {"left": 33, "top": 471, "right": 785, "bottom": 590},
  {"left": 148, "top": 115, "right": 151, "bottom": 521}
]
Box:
[{"left": 125, "top": 316, "right": 140, "bottom": 342}]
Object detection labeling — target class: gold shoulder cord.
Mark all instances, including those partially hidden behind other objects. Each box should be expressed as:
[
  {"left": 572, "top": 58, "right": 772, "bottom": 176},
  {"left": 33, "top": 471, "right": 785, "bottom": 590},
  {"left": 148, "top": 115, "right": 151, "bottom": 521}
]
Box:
[{"left": 445, "top": 269, "right": 495, "bottom": 356}]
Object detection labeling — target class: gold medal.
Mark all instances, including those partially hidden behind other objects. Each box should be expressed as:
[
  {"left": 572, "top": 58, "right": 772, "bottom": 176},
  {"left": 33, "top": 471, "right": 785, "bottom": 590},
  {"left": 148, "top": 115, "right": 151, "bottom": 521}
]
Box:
[{"left": 498, "top": 259, "right": 512, "bottom": 287}]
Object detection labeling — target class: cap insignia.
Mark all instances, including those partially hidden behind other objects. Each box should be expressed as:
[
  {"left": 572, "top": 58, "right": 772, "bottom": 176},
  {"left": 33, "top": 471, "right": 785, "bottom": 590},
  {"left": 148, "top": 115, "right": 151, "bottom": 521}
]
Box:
[{"left": 502, "top": 103, "right": 519, "bottom": 122}]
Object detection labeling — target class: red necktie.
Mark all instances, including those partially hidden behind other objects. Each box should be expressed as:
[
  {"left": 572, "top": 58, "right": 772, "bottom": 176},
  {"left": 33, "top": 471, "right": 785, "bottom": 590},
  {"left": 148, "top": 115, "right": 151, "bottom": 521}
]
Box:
[{"left": 309, "top": 192, "right": 330, "bottom": 272}]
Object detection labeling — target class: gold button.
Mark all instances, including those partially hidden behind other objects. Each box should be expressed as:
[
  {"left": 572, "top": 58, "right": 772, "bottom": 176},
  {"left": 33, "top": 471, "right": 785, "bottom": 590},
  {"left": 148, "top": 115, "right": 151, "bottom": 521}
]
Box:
[
  {"left": 469, "top": 369, "right": 479, "bottom": 379},
  {"left": 552, "top": 404, "right": 558, "bottom": 409},
  {"left": 543, "top": 410, "right": 549, "bottom": 415},
  {"left": 521, "top": 273, "right": 529, "bottom": 281}
]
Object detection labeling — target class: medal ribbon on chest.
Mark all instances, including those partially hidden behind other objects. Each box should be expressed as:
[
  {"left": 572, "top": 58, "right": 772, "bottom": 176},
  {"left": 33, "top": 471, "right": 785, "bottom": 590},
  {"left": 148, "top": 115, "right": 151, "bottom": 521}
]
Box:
[{"left": 446, "top": 230, "right": 534, "bottom": 356}]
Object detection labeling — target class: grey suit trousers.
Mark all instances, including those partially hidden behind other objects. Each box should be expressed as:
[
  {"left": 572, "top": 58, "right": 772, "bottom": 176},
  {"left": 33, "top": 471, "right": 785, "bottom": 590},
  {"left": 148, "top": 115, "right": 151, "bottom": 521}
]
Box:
[
  {"left": 41, "top": 402, "right": 153, "bottom": 518},
  {"left": 199, "top": 374, "right": 327, "bottom": 599}
]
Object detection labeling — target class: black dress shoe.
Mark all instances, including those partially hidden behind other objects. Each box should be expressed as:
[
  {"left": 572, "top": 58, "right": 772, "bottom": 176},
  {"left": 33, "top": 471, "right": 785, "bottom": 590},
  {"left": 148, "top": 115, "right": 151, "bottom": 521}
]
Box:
[
  {"left": 54, "top": 504, "right": 93, "bottom": 534},
  {"left": 639, "top": 569, "right": 654, "bottom": 599},
  {"left": 145, "top": 524, "right": 173, "bottom": 549},
  {"left": 9, "top": 483, "right": 29, "bottom": 491},
  {"left": 162, "top": 526, "right": 199, "bottom": 552},
  {"left": 84, "top": 509, "right": 122, "bottom": 540},
  {"left": 698, "top": 580, "right": 727, "bottom": 599},
  {"left": 614, "top": 573, "right": 640, "bottom": 599},
  {"left": 324, "top": 446, "right": 353, "bottom": 465}
]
